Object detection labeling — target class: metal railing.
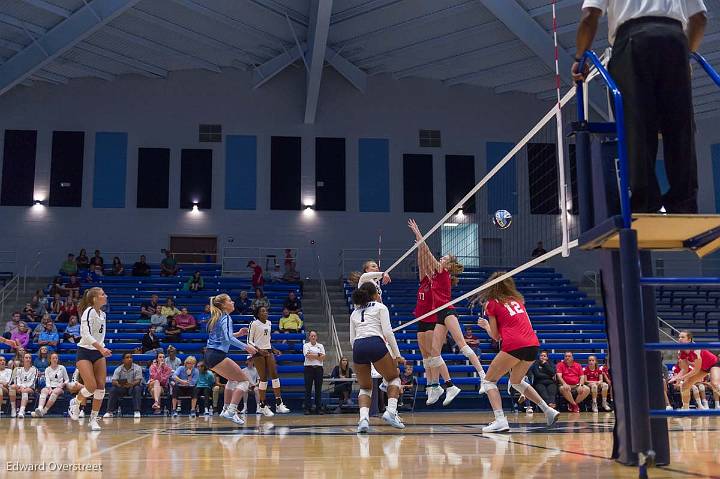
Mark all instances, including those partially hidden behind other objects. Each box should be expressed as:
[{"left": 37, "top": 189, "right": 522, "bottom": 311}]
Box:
[
  {"left": 0, "top": 275, "right": 20, "bottom": 322},
  {"left": 222, "top": 247, "right": 299, "bottom": 277},
  {"left": 317, "top": 255, "right": 343, "bottom": 366}
]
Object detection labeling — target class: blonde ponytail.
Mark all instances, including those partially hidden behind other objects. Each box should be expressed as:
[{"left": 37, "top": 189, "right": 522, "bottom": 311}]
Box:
[
  {"left": 207, "top": 294, "right": 230, "bottom": 331},
  {"left": 78, "top": 287, "right": 103, "bottom": 314}
]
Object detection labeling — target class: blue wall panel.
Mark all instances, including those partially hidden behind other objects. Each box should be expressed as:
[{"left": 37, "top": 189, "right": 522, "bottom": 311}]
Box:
[
  {"left": 486, "top": 142, "right": 517, "bottom": 214},
  {"left": 93, "top": 132, "right": 127, "bottom": 208},
  {"left": 225, "top": 135, "right": 257, "bottom": 210},
  {"left": 359, "top": 138, "right": 390, "bottom": 212}
]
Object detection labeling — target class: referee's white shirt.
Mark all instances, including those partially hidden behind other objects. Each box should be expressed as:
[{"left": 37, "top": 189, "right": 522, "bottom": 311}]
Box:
[
  {"left": 303, "top": 342, "right": 325, "bottom": 367},
  {"left": 582, "top": 0, "right": 707, "bottom": 45}
]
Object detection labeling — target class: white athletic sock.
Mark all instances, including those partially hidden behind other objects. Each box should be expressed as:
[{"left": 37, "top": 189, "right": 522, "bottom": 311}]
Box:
[
  {"left": 493, "top": 409, "right": 505, "bottom": 420},
  {"left": 536, "top": 399, "right": 550, "bottom": 413},
  {"left": 227, "top": 403, "right": 238, "bottom": 414},
  {"left": 360, "top": 407, "right": 370, "bottom": 421},
  {"left": 387, "top": 398, "right": 398, "bottom": 414},
  {"left": 90, "top": 411, "right": 98, "bottom": 420}
]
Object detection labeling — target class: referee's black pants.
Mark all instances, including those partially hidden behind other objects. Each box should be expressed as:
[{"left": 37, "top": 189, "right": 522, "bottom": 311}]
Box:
[
  {"left": 304, "top": 365, "right": 324, "bottom": 411},
  {"left": 609, "top": 17, "right": 698, "bottom": 214}
]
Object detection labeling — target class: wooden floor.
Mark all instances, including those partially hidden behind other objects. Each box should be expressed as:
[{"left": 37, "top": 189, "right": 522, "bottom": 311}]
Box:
[{"left": 0, "top": 412, "right": 718, "bottom": 478}]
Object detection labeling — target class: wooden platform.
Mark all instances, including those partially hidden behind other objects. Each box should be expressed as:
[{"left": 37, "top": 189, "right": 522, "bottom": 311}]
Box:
[
  {"left": 580, "top": 214, "right": 720, "bottom": 256},
  {"left": 1, "top": 412, "right": 718, "bottom": 478}
]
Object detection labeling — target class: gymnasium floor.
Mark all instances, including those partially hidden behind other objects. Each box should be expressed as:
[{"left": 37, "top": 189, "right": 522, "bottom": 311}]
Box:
[{"left": 1, "top": 412, "right": 717, "bottom": 478}]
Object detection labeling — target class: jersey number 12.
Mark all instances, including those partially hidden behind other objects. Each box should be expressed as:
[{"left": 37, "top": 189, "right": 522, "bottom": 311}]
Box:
[{"left": 504, "top": 301, "right": 525, "bottom": 316}]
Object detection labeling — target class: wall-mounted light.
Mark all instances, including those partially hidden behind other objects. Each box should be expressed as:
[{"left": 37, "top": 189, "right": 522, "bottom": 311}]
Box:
[
  {"left": 192, "top": 202, "right": 199, "bottom": 212},
  {"left": 457, "top": 208, "right": 464, "bottom": 218},
  {"left": 32, "top": 199, "right": 46, "bottom": 209},
  {"left": 303, "top": 204, "right": 315, "bottom": 217}
]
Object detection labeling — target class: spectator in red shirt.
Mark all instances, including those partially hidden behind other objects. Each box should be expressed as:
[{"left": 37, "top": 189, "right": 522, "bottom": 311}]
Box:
[
  {"left": 584, "top": 355, "right": 611, "bottom": 412},
  {"left": 174, "top": 307, "right": 198, "bottom": 332},
  {"left": 248, "top": 261, "right": 264, "bottom": 290},
  {"left": 557, "top": 351, "right": 590, "bottom": 413},
  {"left": 463, "top": 326, "right": 479, "bottom": 352}
]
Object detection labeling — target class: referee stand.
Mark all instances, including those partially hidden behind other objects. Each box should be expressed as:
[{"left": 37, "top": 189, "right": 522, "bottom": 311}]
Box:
[{"left": 573, "top": 50, "right": 720, "bottom": 478}]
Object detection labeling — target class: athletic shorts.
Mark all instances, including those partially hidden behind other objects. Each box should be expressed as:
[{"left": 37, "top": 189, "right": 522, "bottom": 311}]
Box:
[
  {"left": 353, "top": 336, "right": 390, "bottom": 365},
  {"left": 417, "top": 321, "right": 436, "bottom": 333},
  {"left": 436, "top": 308, "right": 456, "bottom": 325},
  {"left": 76, "top": 347, "right": 104, "bottom": 363},
  {"left": 204, "top": 348, "right": 227, "bottom": 369},
  {"left": 506, "top": 346, "right": 539, "bottom": 362},
  {"left": 703, "top": 360, "right": 720, "bottom": 373}
]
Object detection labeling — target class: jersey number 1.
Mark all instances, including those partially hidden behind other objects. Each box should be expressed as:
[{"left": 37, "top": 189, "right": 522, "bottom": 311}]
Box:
[{"left": 503, "top": 301, "right": 524, "bottom": 316}]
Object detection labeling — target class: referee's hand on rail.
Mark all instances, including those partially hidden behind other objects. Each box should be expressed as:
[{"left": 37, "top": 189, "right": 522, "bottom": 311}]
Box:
[{"left": 571, "top": 61, "right": 589, "bottom": 82}]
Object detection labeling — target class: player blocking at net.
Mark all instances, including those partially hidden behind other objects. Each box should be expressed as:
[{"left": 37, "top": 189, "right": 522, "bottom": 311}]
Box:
[
  {"left": 476, "top": 273, "right": 560, "bottom": 432},
  {"left": 408, "top": 219, "right": 485, "bottom": 406}
]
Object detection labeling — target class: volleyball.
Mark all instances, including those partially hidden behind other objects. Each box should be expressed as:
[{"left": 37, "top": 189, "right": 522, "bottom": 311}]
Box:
[{"left": 493, "top": 209, "right": 513, "bottom": 229}]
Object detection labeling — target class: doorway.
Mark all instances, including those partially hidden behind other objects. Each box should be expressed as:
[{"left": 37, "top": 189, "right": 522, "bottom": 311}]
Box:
[{"left": 169, "top": 235, "right": 218, "bottom": 263}]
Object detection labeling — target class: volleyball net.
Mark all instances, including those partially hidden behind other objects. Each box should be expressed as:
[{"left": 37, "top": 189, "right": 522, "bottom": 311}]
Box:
[{"left": 384, "top": 58, "right": 609, "bottom": 332}]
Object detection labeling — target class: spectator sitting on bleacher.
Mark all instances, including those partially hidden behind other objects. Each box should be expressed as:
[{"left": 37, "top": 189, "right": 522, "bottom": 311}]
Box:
[
  {"left": 89, "top": 250, "right": 104, "bottom": 269},
  {"left": 4, "top": 311, "right": 21, "bottom": 339},
  {"left": 32, "top": 352, "right": 68, "bottom": 417},
  {"left": 184, "top": 271, "right": 204, "bottom": 292},
  {"left": 161, "top": 297, "right": 181, "bottom": 318},
  {"left": 147, "top": 351, "right": 173, "bottom": 413},
  {"left": 251, "top": 288, "right": 270, "bottom": 313},
  {"left": 399, "top": 363, "right": 416, "bottom": 408},
  {"left": 464, "top": 326, "right": 480, "bottom": 352},
  {"left": 33, "top": 345, "right": 49, "bottom": 376},
  {"left": 150, "top": 309, "right": 167, "bottom": 332},
  {"left": 49, "top": 277, "right": 65, "bottom": 298},
  {"left": 283, "top": 262, "right": 302, "bottom": 288},
  {"left": 165, "top": 345, "right": 182, "bottom": 370},
  {"left": 197, "top": 304, "right": 211, "bottom": 327},
  {"left": 160, "top": 250, "right": 178, "bottom": 277},
  {"left": 37, "top": 322, "right": 59, "bottom": 352},
  {"left": 557, "top": 351, "right": 590, "bottom": 413},
  {"left": 175, "top": 308, "right": 198, "bottom": 332},
  {"left": 22, "top": 303, "right": 36, "bottom": 321},
  {"left": 132, "top": 255, "right": 151, "bottom": 277},
  {"left": 270, "top": 264, "right": 283, "bottom": 283},
  {"left": 585, "top": 355, "right": 611, "bottom": 412},
  {"left": 196, "top": 361, "right": 215, "bottom": 416},
  {"left": 10, "top": 322, "right": 30, "bottom": 350},
  {"left": 110, "top": 256, "right": 124, "bottom": 276},
  {"left": 238, "top": 357, "right": 260, "bottom": 415},
  {"left": 164, "top": 318, "right": 182, "bottom": 343},
  {"left": 248, "top": 260, "right": 264, "bottom": 290},
  {"left": 63, "top": 275, "right": 81, "bottom": 297},
  {"left": 0, "top": 357, "right": 11, "bottom": 409},
  {"left": 283, "top": 291, "right": 302, "bottom": 313},
  {"left": 83, "top": 264, "right": 103, "bottom": 282},
  {"left": 531, "top": 241, "right": 547, "bottom": 258},
  {"left": 234, "top": 291, "right": 252, "bottom": 315},
  {"left": 49, "top": 294, "right": 63, "bottom": 315},
  {"left": 57, "top": 299, "right": 78, "bottom": 323},
  {"left": 142, "top": 326, "right": 163, "bottom": 354},
  {"left": 141, "top": 294, "right": 160, "bottom": 321},
  {"left": 105, "top": 353, "right": 144, "bottom": 418},
  {"left": 60, "top": 253, "right": 77, "bottom": 275},
  {"left": 32, "top": 314, "right": 52, "bottom": 341},
  {"left": 31, "top": 291, "right": 48, "bottom": 318},
  {"left": 63, "top": 315, "right": 81, "bottom": 343},
  {"left": 330, "top": 357, "right": 354, "bottom": 408},
  {"left": 10, "top": 352, "right": 38, "bottom": 418},
  {"left": 528, "top": 350, "right": 558, "bottom": 410},
  {"left": 279, "top": 308, "right": 303, "bottom": 337},
  {"left": 172, "top": 356, "right": 199, "bottom": 417},
  {"left": 76, "top": 249, "right": 90, "bottom": 271}
]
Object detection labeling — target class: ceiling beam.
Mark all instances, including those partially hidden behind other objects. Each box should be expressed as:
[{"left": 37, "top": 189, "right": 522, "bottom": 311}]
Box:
[
  {"left": 527, "top": 0, "right": 582, "bottom": 18},
  {"left": 24, "top": 0, "right": 72, "bottom": 18},
  {"left": 75, "top": 42, "right": 168, "bottom": 78},
  {"left": 248, "top": 0, "right": 308, "bottom": 26},
  {"left": 126, "top": 8, "right": 262, "bottom": 65},
  {"left": 443, "top": 57, "right": 540, "bottom": 86},
  {"left": 304, "top": 0, "right": 333, "bottom": 124},
  {"left": 325, "top": 47, "right": 367, "bottom": 92},
  {"left": 0, "top": 0, "right": 141, "bottom": 96},
  {"left": 330, "top": 0, "right": 403, "bottom": 25},
  {"left": 479, "top": 0, "right": 607, "bottom": 118}
]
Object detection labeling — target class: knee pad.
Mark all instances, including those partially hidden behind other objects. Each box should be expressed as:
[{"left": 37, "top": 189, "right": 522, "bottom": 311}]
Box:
[
  {"left": 601, "top": 383, "right": 609, "bottom": 391},
  {"left": 271, "top": 378, "right": 281, "bottom": 389},
  {"left": 93, "top": 389, "right": 105, "bottom": 401},
  {"left": 49, "top": 392, "right": 60, "bottom": 401},
  {"left": 511, "top": 381, "right": 529, "bottom": 394},
  {"left": 237, "top": 381, "right": 249, "bottom": 392},
  {"left": 358, "top": 388, "right": 372, "bottom": 398},
  {"left": 21, "top": 392, "right": 28, "bottom": 401},
  {"left": 691, "top": 385, "right": 698, "bottom": 394},
  {"left": 226, "top": 380, "right": 238, "bottom": 391},
  {"left": 422, "top": 358, "right": 430, "bottom": 370},
  {"left": 460, "top": 345, "right": 476, "bottom": 359},
  {"left": 79, "top": 387, "right": 93, "bottom": 398},
  {"left": 388, "top": 377, "right": 401, "bottom": 388},
  {"left": 427, "top": 356, "right": 443, "bottom": 368},
  {"left": 698, "top": 384, "right": 706, "bottom": 393},
  {"left": 258, "top": 381, "right": 268, "bottom": 391},
  {"left": 481, "top": 379, "right": 498, "bottom": 392}
]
